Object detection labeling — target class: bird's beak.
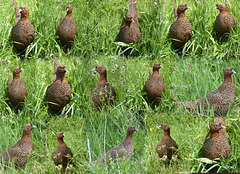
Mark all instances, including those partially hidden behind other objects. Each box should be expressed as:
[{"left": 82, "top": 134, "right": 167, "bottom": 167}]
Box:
[
  {"left": 187, "top": 6, "right": 190, "bottom": 9},
  {"left": 21, "top": 68, "right": 24, "bottom": 71},
  {"left": 158, "top": 125, "right": 162, "bottom": 128},
  {"left": 160, "top": 65, "right": 163, "bottom": 68},
  {"left": 232, "top": 70, "right": 236, "bottom": 74},
  {"left": 131, "top": 18, "right": 134, "bottom": 22},
  {"left": 64, "top": 68, "right": 68, "bottom": 72},
  {"left": 67, "top": 8, "right": 69, "bottom": 12},
  {"left": 63, "top": 133, "right": 66, "bottom": 137},
  {"left": 32, "top": 125, "right": 37, "bottom": 128},
  {"left": 221, "top": 125, "right": 226, "bottom": 129},
  {"left": 214, "top": 6, "right": 218, "bottom": 9},
  {"left": 135, "top": 128, "right": 138, "bottom": 131},
  {"left": 19, "top": 9, "right": 22, "bottom": 13},
  {"left": 92, "top": 68, "right": 96, "bottom": 71}
]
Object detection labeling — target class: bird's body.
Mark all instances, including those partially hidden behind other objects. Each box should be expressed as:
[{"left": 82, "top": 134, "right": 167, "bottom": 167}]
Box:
[
  {"left": 92, "top": 65, "right": 116, "bottom": 109},
  {"left": 170, "top": 3, "right": 192, "bottom": 49},
  {"left": 176, "top": 67, "right": 236, "bottom": 116},
  {"left": 156, "top": 124, "right": 178, "bottom": 160},
  {"left": 46, "top": 64, "right": 71, "bottom": 113},
  {"left": 119, "top": 0, "right": 141, "bottom": 44},
  {"left": 52, "top": 132, "right": 73, "bottom": 169},
  {"left": 12, "top": 6, "right": 35, "bottom": 52},
  {"left": 58, "top": 5, "right": 78, "bottom": 49},
  {"left": 7, "top": 67, "right": 27, "bottom": 109},
  {"left": 91, "top": 126, "right": 138, "bottom": 166},
  {"left": 203, "top": 122, "right": 231, "bottom": 160},
  {"left": 0, "top": 124, "right": 35, "bottom": 167},
  {"left": 214, "top": 3, "right": 236, "bottom": 38},
  {"left": 145, "top": 63, "right": 165, "bottom": 106}
]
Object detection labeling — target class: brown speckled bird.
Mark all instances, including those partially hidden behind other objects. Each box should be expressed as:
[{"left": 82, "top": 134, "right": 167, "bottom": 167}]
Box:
[
  {"left": 12, "top": 6, "right": 35, "bottom": 52},
  {"left": 156, "top": 124, "right": 178, "bottom": 160},
  {"left": 0, "top": 124, "right": 36, "bottom": 167},
  {"left": 170, "top": 3, "right": 192, "bottom": 49},
  {"left": 7, "top": 67, "right": 27, "bottom": 109},
  {"left": 176, "top": 67, "right": 236, "bottom": 116},
  {"left": 119, "top": 0, "right": 141, "bottom": 44},
  {"left": 145, "top": 63, "right": 165, "bottom": 106},
  {"left": 214, "top": 3, "right": 237, "bottom": 38},
  {"left": 46, "top": 65, "right": 72, "bottom": 113},
  {"left": 52, "top": 132, "right": 73, "bottom": 169},
  {"left": 92, "top": 65, "right": 116, "bottom": 109},
  {"left": 91, "top": 126, "right": 138, "bottom": 166},
  {"left": 202, "top": 122, "right": 231, "bottom": 160},
  {"left": 58, "top": 5, "right": 78, "bottom": 49}
]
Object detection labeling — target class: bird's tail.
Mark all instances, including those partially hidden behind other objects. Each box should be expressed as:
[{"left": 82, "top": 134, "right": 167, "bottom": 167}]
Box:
[
  {"left": 127, "top": 0, "right": 138, "bottom": 23},
  {"left": 7, "top": 73, "right": 12, "bottom": 86},
  {"left": 12, "top": 0, "right": 20, "bottom": 24},
  {"left": 172, "top": 2, "right": 178, "bottom": 21},
  {"left": 174, "top": 100, "right": 198, "bottom": 109},
  {"left": 52, "top": 57, "right": 60, "bottom": 82}
]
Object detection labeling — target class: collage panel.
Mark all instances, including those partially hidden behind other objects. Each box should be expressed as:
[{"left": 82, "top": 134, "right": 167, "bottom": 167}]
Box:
[{"left": 145, "top": 112, "right": 240, "bottom": 173}]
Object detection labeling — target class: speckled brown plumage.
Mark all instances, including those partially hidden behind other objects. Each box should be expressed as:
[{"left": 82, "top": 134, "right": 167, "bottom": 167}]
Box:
[
  {"left": 0, "top": 124, "right": 35, "bottom": 167},
  {"left": 214, "top": 3, "right": 237, "bottom": 38},
  {"left": 12, "top": 6, "right": 35, "bottom": 52},
  {"left": 91, "top": 126, "right": 138, "bottom": 166},
  {"left": 92, "top": 65, "right": 116, "bottom": 109},
  {"left": 145, "top": 63, "right": 165, "bottom": 106},
  {"left": 119, "top": 0, "right": 141, "bottom": 44},
  {"left": 202, "top": 122, "right": 231, "bottom": 160},
  {"left": 52, "top": 132, "right": 73, "bottom": 168},
  {"left": 170, "top": 3, "right": 192, "bottom": 49},
  {"left": 46, "top": 65, "right": 72, "bottom": 113},
  {"left": 156, "top": 124, "right": 178, "bottom": 160},
  {"left": 7, "top": 67, "right": 27, "bottom": 109},
  {"left": 176, "top": 67, "right": 236, "bottom": 116},
  {"left": 58, "top": 5, "right": 78, "bottom": 49}
]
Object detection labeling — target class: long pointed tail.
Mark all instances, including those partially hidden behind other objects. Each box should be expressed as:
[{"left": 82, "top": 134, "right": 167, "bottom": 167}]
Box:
[
  {"left": 127, "top": 0, "right": 138, "bottom": 23},
  {"left": 172, "top": 2, "right": 177, "bottom": 22},
  {"left": 8, "top": 73, "right": 12, "bottom": 86},
  {"left": 12, "top": 0, "right": 20, "bottom": 24},
  {"left": 52, "top": 57, "right": 60, "bottom": 82},
  {"left": 175, "top": 100, "right": 198, "bottom": 109}
]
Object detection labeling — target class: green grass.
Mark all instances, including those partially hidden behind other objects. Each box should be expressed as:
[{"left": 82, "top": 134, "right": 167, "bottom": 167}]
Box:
[{"left": 0, "top": 0, "right": 240, "bottom": 173}]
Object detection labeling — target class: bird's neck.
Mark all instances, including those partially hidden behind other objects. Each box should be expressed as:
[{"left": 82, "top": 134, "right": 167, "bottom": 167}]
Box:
[
  {"left": 153, "top": 69, "right": 159, "bottom": 75},
  {"left": 125, "top": 21, "right": 133, "bottom": 27},
  {"left": 163, "top": 130, "right": 170, "bottom": 136},
  {"left": 99, "top": 74, "right": 107, "bottom": 83},
  {"left": 56, "top": 74, "right": 66, "bottom": 81},
  {"left": 13, "top": 74, "right": 21, "bottom": 79},
  {"left": 125, "top": 132, "right": 133, "bottom": 142},
  {"left": 177, "top": 12, "right": 186, "bottom": 19},
  {"left": 57, "top": 138, "right": 65, "bottom": 146},
  {"left": 21, "top": 16, "right": 29, "bottom": 21},
  {"left": 220, "top": 9, "right": 229, "bottom": 14},
  {"left": 211, "top": 132, "right": 220, "bottom": 138},
  {"left": 67, "top": 13, "right": 72, "bottom": 18},
  {"left": 224, "top": 75, "right": 232, "bottom": 83},
  {"left": 22, "top": 132, "right": 31, "bottom": 140}
]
